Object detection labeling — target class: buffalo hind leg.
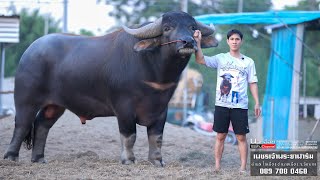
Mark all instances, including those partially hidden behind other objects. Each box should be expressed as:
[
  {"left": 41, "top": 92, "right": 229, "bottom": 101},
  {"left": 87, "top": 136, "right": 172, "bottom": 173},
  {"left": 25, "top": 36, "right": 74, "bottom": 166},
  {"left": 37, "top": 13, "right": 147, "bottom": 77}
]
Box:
[
  {"left": 147, "top": 111, "right": 167, "bottom": 167},
  {"left": 31, "top": 105, "right": 65, "bottom": 163},
  {"left": 4, "top": 105, "right": 39, "bottom": 161}
]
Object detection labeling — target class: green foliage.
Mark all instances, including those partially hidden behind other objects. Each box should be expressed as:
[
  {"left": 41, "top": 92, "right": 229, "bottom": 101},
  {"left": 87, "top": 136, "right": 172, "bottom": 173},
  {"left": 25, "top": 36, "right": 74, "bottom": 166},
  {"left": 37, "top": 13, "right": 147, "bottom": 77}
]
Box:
[
  {"left": 5, "top": 9, "right": 60, "bottom": 77},
  {"left": 104, "top": 0, "right": 180, "bottom": 25},
  {"left": 283, "top": 0, "right": 320, "bottom": 97},
  {"left": 284, "top": 0, "right": 319, "bottom": 11},
  {"left": 220, "top": 0, "right": 272, "bottom": 13},
  {"left": 79, "top": 29, "right": 95, "bottom": 36},
  {"left": 305, "top": 59, "right": 320, "bottom": 96},
  {"left": 300, "top": 30, "right": 320, "bottom": 97},
  {"left": 102, "top": 0, "right": 273, "bottom": 24},
  {"left": 102, "top": 0, "right": 224, "bottom": 25}
]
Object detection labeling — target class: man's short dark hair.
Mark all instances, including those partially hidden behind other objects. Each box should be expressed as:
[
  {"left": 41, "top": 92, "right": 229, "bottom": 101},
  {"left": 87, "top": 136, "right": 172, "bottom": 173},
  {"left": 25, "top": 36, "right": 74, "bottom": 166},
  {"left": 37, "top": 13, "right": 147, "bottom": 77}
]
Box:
[{"left": 227, "top": 29, "right": 243, "bottom": 40}]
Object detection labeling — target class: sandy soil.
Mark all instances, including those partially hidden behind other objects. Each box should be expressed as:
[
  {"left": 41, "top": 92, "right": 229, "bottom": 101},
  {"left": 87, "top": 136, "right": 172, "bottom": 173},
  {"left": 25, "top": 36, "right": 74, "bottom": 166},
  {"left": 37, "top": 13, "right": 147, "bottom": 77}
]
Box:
[
  {"left": 0, "top": 111, "right": 318, "bottom": 180},
  {"left": 0, "top": 112, "right": 232, "bottom": 180}
]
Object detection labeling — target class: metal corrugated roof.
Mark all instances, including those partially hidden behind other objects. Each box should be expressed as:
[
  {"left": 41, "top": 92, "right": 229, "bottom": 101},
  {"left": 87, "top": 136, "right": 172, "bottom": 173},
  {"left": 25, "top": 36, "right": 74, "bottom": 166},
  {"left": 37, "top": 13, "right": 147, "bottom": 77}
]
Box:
[{"left": 0, "top": 15, "right": 20, "bottom": 43}]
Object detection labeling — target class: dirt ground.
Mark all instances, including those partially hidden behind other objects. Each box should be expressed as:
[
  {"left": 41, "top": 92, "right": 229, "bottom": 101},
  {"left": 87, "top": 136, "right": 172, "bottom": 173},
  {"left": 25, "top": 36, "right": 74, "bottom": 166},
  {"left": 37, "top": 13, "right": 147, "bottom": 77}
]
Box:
[
  {"left": 0, "top": 112, "right": 318, "bottom": 180},
  {"left": 0, "top": 112, "right": 235, "bottom": 180},
  {"left": 0, "top": 78, "right": 319, "bottom": 179}
]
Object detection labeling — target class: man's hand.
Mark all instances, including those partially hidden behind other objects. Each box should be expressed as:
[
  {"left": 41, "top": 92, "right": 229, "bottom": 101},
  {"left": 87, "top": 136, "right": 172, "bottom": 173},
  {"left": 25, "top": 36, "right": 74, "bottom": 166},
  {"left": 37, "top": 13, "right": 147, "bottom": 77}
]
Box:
[
  {"left": 193, "top": 30, "right": 206, "bottom": 65},
  {"left": 193, "top": 30, "right": 202, "bottom": 44},
  {"left": 254, "top": 104, "right": 261, "bottom": 118},
  {"left": 249, "top": 83, "right": 261, "bottom": 118}
]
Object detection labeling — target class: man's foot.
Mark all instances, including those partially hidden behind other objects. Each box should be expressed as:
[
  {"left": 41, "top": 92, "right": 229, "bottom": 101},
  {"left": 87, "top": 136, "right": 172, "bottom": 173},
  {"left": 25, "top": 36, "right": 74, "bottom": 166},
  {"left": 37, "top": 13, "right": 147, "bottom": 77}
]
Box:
[
  {"left": 239, "top": 169, "right": 247, "bottom": 175},
  {"left": 213, "top": 167, "right": 221, "bottom": 173},
  {"left": 214, "top": 170, "right": 222, "bottom": 174}
]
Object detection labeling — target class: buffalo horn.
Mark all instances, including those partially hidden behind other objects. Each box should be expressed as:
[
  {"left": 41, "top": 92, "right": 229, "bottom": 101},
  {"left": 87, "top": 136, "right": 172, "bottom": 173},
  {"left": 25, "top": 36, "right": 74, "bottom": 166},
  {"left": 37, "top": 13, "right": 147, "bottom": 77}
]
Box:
[
  {"left": 196, "top": 21, "right": 215, "bottom": 36},
  {"left": 122, "top": 17, "right": 163, "bottom": 39}
]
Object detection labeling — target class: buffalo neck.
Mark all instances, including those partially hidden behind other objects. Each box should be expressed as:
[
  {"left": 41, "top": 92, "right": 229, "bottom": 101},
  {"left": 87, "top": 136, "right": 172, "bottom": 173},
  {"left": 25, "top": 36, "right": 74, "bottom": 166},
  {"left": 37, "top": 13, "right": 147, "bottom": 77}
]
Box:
[{"left": 146, "top": 49, "right": 190, "bottom": 83}]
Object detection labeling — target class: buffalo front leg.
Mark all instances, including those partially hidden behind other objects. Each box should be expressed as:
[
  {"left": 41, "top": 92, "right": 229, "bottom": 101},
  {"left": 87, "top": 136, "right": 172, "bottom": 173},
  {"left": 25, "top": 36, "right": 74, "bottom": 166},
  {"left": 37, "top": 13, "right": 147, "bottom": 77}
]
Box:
[
  {"left": 147, "top": 112, "right": 166, "bottom": 167},
  {"left": 117, "top": 115, "right": 137, "bottom": 165},
  {"left": 120, "top": 133, "right": 136, "bottom": 165},
  {"left": 31, "top": 105, "right": 65, "bottom": 163}
]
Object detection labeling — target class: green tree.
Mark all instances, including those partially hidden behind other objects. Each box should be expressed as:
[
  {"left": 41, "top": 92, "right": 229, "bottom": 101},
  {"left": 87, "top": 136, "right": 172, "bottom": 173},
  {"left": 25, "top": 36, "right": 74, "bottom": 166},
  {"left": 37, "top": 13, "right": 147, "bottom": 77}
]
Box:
[
  {"left": 5, "top": 9, "right": 60, "bottom": 77},
  {"left": 299, "top": 30, "right": 320, "bottom": 97},
  {"left": 79, "top": 29, "right": 95, "bottom": 36},
  {"left": 102, "top": 0, "right": 224, "bottom": 25},
  {"left": 102, "top": 0, "right": 272, "bottom": 25},
  {"left": 283, "top": 0, "right": 320, "bottom": 97},
  {"left": 284, "top": 0, "right": 319, "bottom": 11},
  {"left": 219, "top": 0, "right": 272, "bottom": 13}
]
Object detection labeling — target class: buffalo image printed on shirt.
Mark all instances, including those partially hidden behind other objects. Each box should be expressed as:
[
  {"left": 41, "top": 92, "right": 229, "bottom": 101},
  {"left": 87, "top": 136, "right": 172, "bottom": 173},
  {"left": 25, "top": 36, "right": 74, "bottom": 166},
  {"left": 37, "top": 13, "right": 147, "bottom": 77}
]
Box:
[{"left": 218, "top": 65, "right": 247, "bottom": 104}]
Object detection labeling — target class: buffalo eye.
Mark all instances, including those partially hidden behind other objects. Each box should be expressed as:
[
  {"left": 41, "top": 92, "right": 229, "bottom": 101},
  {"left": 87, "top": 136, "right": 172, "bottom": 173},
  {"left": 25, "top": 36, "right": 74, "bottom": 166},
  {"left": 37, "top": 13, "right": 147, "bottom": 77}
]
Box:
[
  {"left": 191, "top": 26, "right": 197, "bottom": 31},
  {"left": 163, "top": 26, "right": 171, "bottom": 32}
]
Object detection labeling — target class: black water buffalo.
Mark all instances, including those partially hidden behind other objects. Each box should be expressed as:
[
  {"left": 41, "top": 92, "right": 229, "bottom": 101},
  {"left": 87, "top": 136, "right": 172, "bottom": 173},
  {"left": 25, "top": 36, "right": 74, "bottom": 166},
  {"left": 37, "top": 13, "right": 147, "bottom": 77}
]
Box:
[{"left": 4, "top": 11, "right": 218, "bottom": 166}]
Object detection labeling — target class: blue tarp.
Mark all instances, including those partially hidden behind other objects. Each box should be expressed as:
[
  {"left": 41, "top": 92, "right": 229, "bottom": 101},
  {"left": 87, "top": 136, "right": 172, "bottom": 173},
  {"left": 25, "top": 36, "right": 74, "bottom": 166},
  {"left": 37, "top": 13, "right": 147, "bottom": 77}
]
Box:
[
  {"left": 195, "top": 11, "right": 320, "bottom": 25},
  {"left": 262, "top": 26, "right": 297, "bottom": 140}
]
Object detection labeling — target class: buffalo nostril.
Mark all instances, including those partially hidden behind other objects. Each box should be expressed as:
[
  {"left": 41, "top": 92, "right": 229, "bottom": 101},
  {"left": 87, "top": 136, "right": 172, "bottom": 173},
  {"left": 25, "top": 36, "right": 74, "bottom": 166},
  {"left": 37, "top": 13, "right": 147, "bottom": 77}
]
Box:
[{"left": 184, "top": 37, "right": 195, "bottom": 45}]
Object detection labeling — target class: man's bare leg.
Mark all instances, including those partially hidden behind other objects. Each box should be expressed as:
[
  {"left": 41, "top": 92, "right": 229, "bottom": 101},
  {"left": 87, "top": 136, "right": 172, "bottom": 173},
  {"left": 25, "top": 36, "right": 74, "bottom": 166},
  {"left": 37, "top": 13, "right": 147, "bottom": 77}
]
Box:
[
  {"left": 214, "top": 133, "right": 227, "bottom": 171},
  {"left": 236, "top": 134, "right": 248, "bottom": 171}
]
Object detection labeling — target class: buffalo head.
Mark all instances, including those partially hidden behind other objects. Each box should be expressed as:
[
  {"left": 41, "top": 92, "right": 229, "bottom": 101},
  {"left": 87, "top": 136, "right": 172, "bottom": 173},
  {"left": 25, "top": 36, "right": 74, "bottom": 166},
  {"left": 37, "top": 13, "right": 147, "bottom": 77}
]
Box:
[
  {"left": 221, "top": 73, "right": 234, "bottom": 82},
  {"left": 122, "top": 11, "right": 218, "bottom": 56}
]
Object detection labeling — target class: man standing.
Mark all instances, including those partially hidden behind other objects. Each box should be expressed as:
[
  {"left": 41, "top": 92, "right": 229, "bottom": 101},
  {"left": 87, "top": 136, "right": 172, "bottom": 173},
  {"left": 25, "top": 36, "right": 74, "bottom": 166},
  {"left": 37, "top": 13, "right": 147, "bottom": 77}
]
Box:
[{"left": 193, "top": 29, "right": 261, "bottom": 173}]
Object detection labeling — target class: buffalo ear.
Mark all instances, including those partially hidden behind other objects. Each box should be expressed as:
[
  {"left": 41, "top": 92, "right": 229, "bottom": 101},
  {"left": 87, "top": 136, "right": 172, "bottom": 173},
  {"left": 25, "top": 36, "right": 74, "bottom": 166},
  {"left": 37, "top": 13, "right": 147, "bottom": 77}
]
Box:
[
  {"left": 201, "top": 36, "right": 218, "bottom": 48},
  {"left": 134, "top": 38, "right": 160, "bottom": 52}
]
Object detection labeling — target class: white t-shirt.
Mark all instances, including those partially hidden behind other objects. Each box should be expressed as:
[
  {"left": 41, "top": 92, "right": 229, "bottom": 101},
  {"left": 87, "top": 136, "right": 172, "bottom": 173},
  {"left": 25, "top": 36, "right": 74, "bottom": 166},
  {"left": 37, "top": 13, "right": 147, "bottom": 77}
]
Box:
[{"left": 204, "top": 52, "right": 258, "bottom": 109}]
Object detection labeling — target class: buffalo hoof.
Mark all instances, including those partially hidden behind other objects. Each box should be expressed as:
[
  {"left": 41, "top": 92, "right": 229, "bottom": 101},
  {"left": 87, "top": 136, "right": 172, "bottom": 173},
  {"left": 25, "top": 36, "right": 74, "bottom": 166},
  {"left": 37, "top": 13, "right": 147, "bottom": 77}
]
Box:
[
  {"left": 31, "top": 158, "right": 47, "bottom": 163},
  {"left": 4, "top": 152, "right": 19, "bottom": 162},
  {"left": 149, "top": 159, "right": 166, "bottom": 167},
  {"left": 31, "top": 155, "right": 47, "bottom": 163},
  {"left": 121, "top": 159, "right": 136, "bottom": 165}
]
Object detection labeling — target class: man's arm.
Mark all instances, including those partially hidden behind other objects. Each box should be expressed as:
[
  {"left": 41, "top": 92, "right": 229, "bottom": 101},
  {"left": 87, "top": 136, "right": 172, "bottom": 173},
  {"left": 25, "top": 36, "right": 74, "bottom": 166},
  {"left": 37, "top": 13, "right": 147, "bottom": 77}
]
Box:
[
  {"left": 193, "top": 30, "right": 206, "bottom": 65},
  {"left": 249, "top": 82, "right": 261, "bottom": 118}
]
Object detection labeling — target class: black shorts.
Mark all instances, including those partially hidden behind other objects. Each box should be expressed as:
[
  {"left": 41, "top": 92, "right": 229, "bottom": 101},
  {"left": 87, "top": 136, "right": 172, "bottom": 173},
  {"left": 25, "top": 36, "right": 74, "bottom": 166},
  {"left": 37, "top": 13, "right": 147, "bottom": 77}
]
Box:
[{"left": 213, "top": 106, "right": 249, "bottom": 135}]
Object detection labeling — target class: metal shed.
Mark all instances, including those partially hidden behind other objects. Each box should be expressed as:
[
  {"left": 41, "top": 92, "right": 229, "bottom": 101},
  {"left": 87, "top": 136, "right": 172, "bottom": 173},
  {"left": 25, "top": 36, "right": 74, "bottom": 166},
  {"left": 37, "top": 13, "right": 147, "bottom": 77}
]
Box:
[{"left": 0, "top": 15, "right": 20, "bottom": 116}]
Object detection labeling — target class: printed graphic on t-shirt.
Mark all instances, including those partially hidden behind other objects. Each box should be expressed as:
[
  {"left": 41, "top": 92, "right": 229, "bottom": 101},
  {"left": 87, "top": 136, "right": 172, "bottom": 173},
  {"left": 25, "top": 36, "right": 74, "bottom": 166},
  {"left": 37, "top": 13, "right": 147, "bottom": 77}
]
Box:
[{"left": 217, "top": 62, "right": 247, "bottom": 105}]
